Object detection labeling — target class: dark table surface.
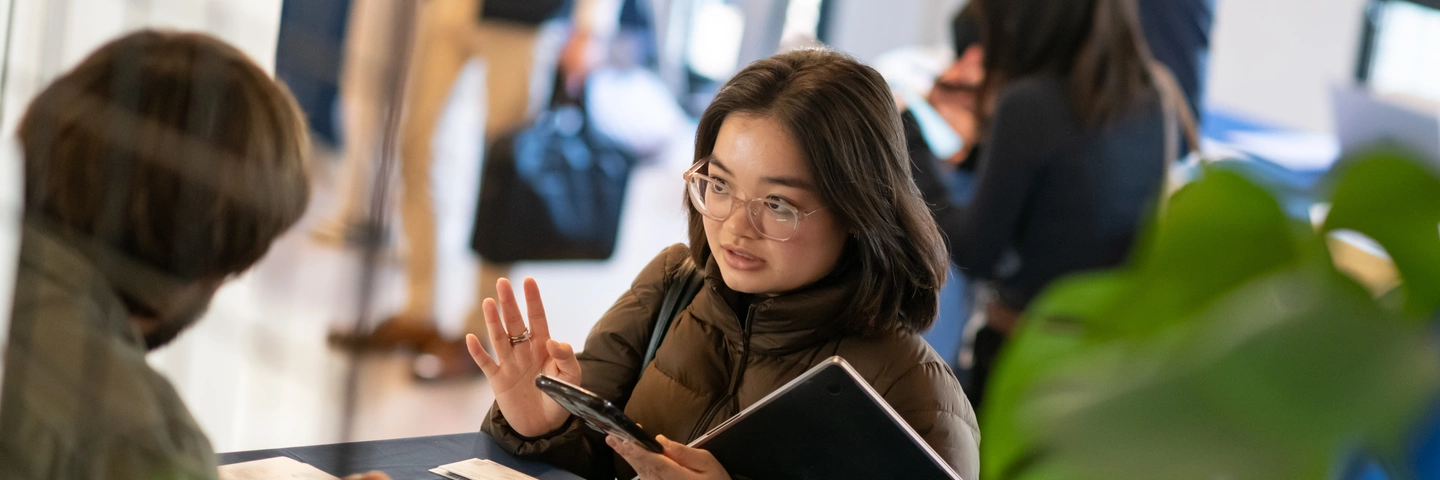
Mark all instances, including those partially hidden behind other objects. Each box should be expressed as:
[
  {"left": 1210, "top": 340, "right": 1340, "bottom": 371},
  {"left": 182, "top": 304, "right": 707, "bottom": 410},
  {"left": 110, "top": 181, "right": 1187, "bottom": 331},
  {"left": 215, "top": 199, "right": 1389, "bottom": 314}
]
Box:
[{"left": 219, "top": 432, "right": 583, "bottom": 480}]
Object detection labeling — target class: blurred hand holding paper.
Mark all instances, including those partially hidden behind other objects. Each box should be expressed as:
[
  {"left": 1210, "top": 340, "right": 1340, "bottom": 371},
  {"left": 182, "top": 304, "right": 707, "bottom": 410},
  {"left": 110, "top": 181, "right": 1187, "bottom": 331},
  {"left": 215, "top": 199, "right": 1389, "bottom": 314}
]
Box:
[
  {"left": 429, "top": 458, "right": 537, "bottom": 480},
  {"left": 218, "top": 457, "right": 339, "bottom": 480}
]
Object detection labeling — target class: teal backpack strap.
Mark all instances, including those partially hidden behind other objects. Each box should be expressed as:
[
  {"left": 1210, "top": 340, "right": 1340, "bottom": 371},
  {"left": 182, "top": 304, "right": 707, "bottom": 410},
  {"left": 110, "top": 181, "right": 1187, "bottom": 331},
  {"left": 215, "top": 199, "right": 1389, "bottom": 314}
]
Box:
[{"left": 642, "top": 257, "right": 704, "bottom": 369}]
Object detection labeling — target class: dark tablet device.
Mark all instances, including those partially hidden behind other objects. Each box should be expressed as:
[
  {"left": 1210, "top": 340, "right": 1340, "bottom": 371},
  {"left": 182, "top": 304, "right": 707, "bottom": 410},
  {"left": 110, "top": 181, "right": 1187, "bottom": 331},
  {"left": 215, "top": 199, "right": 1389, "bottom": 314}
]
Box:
[
  {"left": 535, "top": 374, "right": 664, "bottom": 453},
  {"left": 689, "top": 356, "right": 961, "bottom": 480}
]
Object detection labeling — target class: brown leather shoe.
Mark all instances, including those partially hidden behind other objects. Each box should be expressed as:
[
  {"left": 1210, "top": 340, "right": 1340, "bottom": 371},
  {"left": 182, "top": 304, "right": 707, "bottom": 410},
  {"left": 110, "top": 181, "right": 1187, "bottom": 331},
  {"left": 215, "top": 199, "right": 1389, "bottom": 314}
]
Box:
[
  {"left": 327, "top": 316, "right": 441, "bottom": 352},
  {"left": 411, "top": 338, "right": 485, "bottom": 382}
]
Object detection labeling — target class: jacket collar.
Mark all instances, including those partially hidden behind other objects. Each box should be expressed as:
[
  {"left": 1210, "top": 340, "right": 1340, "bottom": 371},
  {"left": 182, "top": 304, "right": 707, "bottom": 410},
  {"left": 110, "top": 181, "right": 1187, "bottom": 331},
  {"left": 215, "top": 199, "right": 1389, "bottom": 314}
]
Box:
[
  {"left": 20, "top": 219, "right": 192, "bottom": 348},
  {"left": 688, "top": 255, "right": 860, "bottom": 355}
]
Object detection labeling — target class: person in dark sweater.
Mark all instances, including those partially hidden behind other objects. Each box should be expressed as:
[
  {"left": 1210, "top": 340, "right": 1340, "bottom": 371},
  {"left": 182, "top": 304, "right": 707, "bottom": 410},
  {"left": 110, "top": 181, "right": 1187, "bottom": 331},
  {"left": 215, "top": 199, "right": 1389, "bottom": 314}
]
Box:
[
  {"left": 1137, "top": 0, "right": 1214, "bottom": 124},
  {"left": 915, "top": 0, "right": 1211, "bottom": 172},
  {"left": 908, "top": 0, "right": 1168, "bottom": 409}
]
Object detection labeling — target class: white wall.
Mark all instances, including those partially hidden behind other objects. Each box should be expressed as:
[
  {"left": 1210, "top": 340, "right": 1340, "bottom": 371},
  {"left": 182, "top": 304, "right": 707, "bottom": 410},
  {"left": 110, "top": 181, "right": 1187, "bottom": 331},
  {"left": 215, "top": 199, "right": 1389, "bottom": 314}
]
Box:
[
  {"left": 1, "top": 0, "right": 282, "bottom": 135},
  {"left": 827, "top": 0, "right": 967, "bottom": 63},
  {"left": 826, "top": 0, "right": 1372, "bottom": 134},
  {"left": 0, "top": 0, "right": 14, "bottom": 409},
  {"left": 1204, "top": 0, "right": 1369, "bottom": 133}
]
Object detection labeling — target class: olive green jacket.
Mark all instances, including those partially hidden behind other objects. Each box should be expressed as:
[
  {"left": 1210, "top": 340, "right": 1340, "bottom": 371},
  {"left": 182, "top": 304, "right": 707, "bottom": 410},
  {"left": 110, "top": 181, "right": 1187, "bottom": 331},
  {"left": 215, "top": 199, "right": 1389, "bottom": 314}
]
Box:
[{"left": 1, "top": 222, "right": 216, "bottom": 480}]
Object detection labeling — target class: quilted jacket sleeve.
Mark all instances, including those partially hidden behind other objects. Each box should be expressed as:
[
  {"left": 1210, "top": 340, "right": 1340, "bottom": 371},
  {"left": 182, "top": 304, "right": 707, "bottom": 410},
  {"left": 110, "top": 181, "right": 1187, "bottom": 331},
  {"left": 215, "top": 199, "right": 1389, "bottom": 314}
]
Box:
[
  {"left": 885, "top": 360, "right": 982, "bottom": 480},
  {"left": 482, "top": 244, "right": 688, "bottom": 479}
]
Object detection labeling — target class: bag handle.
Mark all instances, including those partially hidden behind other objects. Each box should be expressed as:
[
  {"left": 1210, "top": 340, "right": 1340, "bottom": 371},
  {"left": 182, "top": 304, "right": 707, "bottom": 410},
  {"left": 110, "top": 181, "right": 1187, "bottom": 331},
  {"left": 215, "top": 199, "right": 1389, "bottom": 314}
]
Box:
[
  {"left": 1149, "top": 62, "right": 1206, "bottom": 208},
  {"left": 547, "top": 69, "right": 586, "bottom": 110},
  {"left": 1149, "top": 62, "right": 1201, "bottom": 156},
  {"left": 642, "top": 257, "right": 704, "bottom": 369}
]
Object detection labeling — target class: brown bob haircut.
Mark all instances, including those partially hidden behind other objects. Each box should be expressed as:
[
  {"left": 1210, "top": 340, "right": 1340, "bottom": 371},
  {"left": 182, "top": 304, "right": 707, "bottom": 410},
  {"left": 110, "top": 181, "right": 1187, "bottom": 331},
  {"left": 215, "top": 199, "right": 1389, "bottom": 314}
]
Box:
[
  {"left": 18, "top": 30, "right": 311, "bottom": 281},
  {"left": 975, "top": 0, "right": 1156, "bottom": 126},
  {"left": 686, "top": 48, "right": 949, "bottom": 336}
]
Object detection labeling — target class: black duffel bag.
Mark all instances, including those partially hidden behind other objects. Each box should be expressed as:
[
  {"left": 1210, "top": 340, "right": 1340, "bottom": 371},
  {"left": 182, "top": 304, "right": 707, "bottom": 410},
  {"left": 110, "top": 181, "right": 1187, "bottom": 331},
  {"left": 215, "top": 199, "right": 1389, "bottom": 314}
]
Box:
[
  {"left": 479, "top": 0, "right": 566, "bottom": 26},
  {"left": 470, "top": 76, "right": 634, "bottom": 262}
]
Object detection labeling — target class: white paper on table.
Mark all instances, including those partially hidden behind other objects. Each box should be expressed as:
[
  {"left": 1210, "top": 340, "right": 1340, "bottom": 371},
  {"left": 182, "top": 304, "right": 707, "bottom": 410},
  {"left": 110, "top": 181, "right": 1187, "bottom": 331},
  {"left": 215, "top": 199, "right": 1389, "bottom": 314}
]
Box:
[
  {"left": 218, "top": 457, "right": 339, "bottom": 480},
  {"left": 430, "top": 458, "right": 537, "bottom": 480}
]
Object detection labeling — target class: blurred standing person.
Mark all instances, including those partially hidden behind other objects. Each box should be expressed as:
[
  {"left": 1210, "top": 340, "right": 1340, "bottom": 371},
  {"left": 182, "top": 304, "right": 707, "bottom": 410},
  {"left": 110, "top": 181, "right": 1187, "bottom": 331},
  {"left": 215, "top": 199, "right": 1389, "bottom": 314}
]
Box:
[
  {"left": 908, "top": 0, "right": 1169, "bottom": 410},
  {"left": 902, "top": 1, "right": 1213, "bottom": 394},
  {"left": 1137, "top": 0, "right": 1214, "bottom": 127},
  {"left": 328, "top": 0, "right": 624, "bottom": 363},
  {"left": 906, "top": 0, "right": 1212, "bottom": 174},
  {"left": 311, "top": 0, "right": 417, "bottom": 246},
  {"left": 912, "top": 0, "right": 1211, "bottom": 170}
]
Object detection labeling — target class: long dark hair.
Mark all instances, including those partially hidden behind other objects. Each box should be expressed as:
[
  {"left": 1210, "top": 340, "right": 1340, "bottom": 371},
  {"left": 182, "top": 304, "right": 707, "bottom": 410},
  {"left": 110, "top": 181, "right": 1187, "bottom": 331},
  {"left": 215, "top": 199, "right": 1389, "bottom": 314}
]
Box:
[
  {"left": 976, "top": 0, "right": 1156, "bottom": 126},
  {"left": 686, "top": 49, "right": 949, "bottom": 336}
]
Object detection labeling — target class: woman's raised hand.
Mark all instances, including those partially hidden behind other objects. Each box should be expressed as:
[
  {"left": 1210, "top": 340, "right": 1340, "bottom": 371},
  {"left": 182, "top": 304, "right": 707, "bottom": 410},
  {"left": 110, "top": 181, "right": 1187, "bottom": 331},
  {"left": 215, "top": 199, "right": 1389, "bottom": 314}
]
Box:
[{"left": 467, "top": 277, "right": 580, "bottom": 437}]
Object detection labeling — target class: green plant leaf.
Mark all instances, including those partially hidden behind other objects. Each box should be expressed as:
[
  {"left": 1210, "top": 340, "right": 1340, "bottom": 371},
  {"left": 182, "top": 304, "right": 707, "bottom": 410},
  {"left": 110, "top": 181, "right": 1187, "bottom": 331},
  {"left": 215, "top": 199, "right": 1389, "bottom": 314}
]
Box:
[
  {"left": 1026, "top": 267, "right": 1440, "bottom": 480},
  {"left": 1102, "top": 168, "right": 1307, "bottom": 337},
  {"left": 980, "top": 271, "right": 1131, "bottom": 480},
  {"left": 980, "top": 166, "right": 1440, "bottom": 480},
  {"left": 1323, "top": 149, "right": 1440, "bottom": 318},
  {"left": 983, "top": 170, "right": 1306, "bottom": 479}
]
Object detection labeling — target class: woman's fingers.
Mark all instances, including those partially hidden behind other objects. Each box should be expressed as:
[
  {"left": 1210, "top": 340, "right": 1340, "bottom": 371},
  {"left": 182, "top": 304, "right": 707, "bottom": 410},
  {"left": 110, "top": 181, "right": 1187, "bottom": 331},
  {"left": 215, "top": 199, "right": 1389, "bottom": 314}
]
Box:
[
  {"left": 466, "top": 334, "right": 497, "bottom": 376},
  {"left": 522, "top": 277, "right": 551, "bottom": 341},
  {"left": 482, "top": 298, "right": 513, "bottom": 360},
  {"left": 658, "top": 435, "right": 722, "bottom": 472},
  {"left": 608, "top": 435, "right": 679, "bottom": 478},
  {"left": 546, "top": 339, "right": 582, "bottom": 383},
  {"left": 495, "top": 279, "right": 532, "bottom": 350}
]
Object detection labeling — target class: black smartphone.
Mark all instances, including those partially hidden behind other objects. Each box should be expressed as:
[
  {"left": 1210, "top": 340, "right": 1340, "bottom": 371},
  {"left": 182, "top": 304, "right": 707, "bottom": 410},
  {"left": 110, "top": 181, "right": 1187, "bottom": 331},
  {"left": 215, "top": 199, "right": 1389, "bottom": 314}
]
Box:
[{"left": 535, "top": 374, "right": 664, "bottom": 453}]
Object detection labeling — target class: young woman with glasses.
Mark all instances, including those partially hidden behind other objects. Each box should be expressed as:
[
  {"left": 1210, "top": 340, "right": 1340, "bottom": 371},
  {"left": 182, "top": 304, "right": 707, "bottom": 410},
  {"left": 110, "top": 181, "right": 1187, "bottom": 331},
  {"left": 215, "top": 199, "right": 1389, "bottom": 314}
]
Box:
[{"left": 467, "top": 48, "right": 981, "bottom": 480}]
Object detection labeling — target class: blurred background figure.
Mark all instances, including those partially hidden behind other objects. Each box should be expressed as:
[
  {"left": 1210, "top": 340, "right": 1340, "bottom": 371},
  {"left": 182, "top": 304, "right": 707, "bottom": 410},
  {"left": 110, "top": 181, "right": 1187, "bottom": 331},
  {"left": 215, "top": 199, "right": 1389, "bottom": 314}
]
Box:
[
  {"left": 884, "top": 0, "right": 1215, "bottom": 406},
  {"left": 320, "top": 0, "right": 629, "bottom": 380},
  {"left": 1137, "top": 0, "right": 1214, "bottom": 129},
  {"left": 904, "top": 0, "right": 1170, "bottom": 409},
  {"left": 309, "top": 0, "right": 417, "bottom": 248}
]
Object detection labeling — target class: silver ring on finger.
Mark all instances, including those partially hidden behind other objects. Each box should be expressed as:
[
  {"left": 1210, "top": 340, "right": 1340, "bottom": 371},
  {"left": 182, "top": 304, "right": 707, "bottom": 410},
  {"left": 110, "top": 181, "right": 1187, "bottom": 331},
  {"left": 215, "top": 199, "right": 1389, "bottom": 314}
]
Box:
[{"left": 508, "top": 330, "right": 532, "bottom": 345}]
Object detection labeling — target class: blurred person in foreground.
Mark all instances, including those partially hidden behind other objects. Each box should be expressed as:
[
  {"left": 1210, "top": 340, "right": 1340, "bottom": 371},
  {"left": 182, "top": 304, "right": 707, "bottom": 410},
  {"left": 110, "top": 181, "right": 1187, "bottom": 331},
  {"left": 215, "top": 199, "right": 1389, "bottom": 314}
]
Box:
[
  {"left": 0, "top": 30, "right": 387, "bottom": 480},
  {"left": 465, "top": 49, "right": 980, "bottom": 480},
  {"left": 907, "top": 0, "right": 1170, "bottom": 410}
]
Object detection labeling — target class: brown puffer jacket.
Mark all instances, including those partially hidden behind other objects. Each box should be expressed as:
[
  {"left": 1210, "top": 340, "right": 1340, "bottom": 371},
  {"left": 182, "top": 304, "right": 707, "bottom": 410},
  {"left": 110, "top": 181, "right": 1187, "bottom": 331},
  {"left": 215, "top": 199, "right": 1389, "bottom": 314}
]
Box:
[{"left": 483, "top": 244, "right": 981, "bottom": 479}]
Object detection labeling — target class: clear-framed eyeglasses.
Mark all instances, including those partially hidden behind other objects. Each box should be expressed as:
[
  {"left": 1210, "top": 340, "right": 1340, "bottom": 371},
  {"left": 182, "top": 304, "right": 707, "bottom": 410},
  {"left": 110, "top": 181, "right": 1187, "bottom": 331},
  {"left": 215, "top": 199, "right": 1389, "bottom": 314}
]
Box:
[{"left": 683, "top": 161, "right": 823, "bottom": 242}]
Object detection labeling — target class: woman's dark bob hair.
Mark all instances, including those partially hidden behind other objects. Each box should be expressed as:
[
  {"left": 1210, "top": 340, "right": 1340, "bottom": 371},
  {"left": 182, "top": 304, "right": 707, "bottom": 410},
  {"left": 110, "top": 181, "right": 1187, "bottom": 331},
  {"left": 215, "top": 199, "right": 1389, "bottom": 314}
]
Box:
[{"left": 685, "top": 48, "right": 949, "bottom": 336}]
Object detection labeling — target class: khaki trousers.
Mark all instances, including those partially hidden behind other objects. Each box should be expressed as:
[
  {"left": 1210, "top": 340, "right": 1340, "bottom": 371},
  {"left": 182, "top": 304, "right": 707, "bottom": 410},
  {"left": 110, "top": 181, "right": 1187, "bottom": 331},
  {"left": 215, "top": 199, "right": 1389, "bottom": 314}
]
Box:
[{"left": 333, "top": 0, "right": 537, "bottom": 332}]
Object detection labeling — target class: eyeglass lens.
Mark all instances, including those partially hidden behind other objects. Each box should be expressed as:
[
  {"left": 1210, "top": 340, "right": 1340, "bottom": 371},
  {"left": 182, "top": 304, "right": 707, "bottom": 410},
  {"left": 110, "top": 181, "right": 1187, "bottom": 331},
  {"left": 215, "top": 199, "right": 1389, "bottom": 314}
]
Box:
[{"left": 688, "top": 175, "right": 801, "bottom": 240}]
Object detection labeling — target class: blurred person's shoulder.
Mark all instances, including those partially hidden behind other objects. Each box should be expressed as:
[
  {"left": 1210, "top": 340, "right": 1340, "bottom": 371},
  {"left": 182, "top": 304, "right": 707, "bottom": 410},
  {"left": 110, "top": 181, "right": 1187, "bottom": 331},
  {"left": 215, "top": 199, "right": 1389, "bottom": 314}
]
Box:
[
  {"left": 995, "top": 75, "right": 1072, "bottom": 119},
  {"left": 990, "top": 75, "right": 1088, "bottom": 154},
  {"left": 2, "top": 225, "right": 216, "bottom": 479}
]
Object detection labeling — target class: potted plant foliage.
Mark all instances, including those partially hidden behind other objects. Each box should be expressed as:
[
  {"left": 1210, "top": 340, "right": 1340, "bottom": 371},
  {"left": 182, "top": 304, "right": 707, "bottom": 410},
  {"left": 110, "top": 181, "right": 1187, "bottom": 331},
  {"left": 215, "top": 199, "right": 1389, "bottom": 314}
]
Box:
[{"left": 982, "top": 150, "right": 1440, "bottom": 480}]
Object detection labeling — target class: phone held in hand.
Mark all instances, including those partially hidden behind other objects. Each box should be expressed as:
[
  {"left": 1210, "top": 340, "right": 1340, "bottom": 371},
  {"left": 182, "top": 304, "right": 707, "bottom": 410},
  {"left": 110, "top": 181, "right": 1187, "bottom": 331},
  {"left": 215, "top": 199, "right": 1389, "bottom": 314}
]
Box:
[{"left": 535, "top": 374, "right": 664, "bottom": 453}]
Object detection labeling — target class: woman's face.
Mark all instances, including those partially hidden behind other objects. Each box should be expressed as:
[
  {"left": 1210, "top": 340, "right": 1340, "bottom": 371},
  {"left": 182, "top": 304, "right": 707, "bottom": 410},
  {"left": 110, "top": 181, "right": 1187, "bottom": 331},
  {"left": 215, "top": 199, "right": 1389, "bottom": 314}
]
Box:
[{"left": 702, "top": 114, "right": 848, "bottom": 295}]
